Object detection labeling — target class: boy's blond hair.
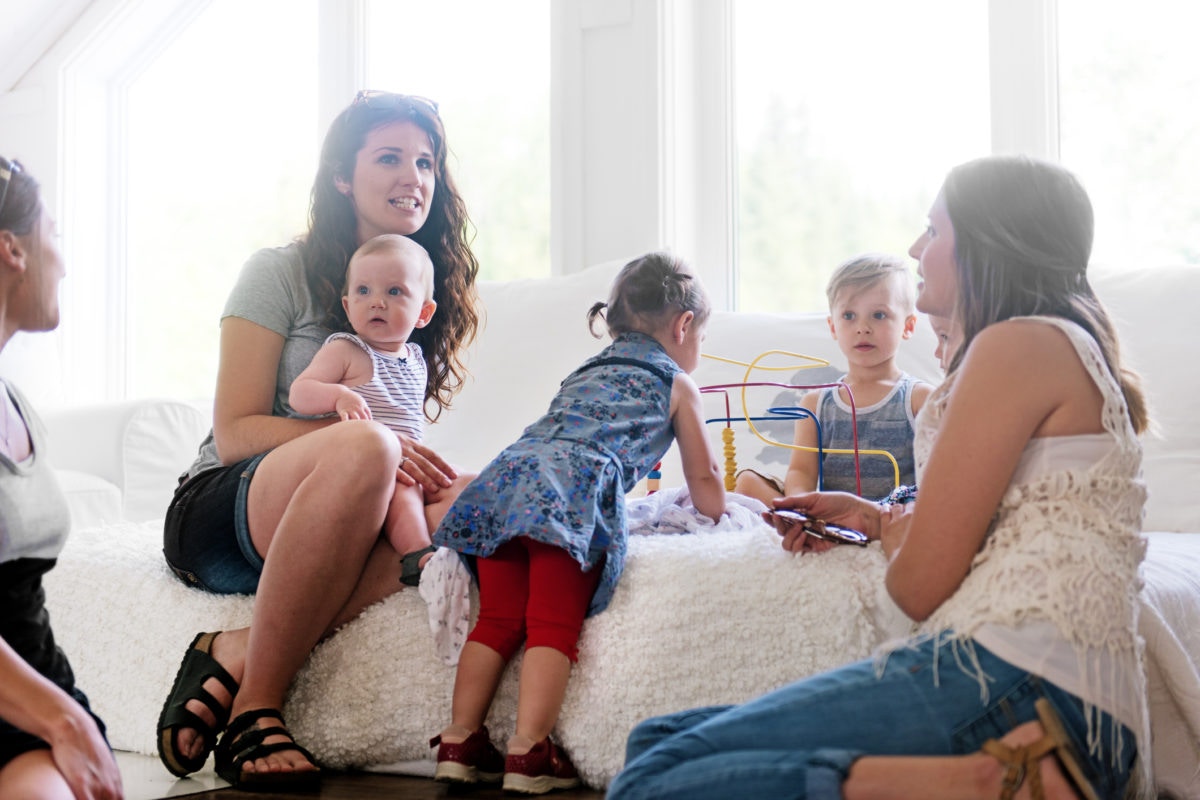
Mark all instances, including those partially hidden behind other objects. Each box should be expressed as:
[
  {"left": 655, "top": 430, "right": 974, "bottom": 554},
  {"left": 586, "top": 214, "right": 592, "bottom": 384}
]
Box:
[{"left": 824, "top": 253, "right": 914, "bottom": 313}]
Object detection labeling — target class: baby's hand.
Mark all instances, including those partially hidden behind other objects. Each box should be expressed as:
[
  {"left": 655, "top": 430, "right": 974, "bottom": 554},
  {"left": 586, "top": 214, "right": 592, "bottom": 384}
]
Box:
[{"left": 335, "top": 392, "right": 372, "bottom": 421}]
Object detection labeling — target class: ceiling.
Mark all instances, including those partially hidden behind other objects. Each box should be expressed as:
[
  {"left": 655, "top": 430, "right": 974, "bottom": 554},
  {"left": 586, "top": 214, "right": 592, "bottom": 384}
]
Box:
[{"left": 1, "top": 0, "right": 95, "bottom": 92}]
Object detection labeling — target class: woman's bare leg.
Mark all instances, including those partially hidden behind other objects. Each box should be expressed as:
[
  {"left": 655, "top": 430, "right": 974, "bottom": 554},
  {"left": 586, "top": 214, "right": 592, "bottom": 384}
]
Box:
[
  {"left": 0, "top": 750, "right": 78, "bottom": 800},
  {"left": 174, "top": 422, "right": 402, "bottom": 776},
  {"left": 842, "top": 720, "right": 1078, "bottom": 800}
]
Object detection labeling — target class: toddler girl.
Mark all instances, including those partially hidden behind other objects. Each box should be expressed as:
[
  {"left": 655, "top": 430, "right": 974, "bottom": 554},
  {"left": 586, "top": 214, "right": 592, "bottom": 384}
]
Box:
[{"left": 430, "top": 252, "right": 726, "bottom": 794}]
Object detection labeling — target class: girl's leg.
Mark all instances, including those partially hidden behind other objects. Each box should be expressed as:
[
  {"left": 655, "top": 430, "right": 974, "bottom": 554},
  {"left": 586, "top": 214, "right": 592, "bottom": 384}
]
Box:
[
  {"left": 444, "top": 540, "right": 530, "bottom": 738},
  {"left": 510, "top": 541, "right": 603, "bottom": 751}
]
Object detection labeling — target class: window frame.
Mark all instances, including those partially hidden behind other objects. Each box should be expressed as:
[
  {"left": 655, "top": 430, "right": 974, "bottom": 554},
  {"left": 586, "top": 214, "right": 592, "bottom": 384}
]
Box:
[{"left": 38, "top": 0, "right": 1060, "bottom": 404}]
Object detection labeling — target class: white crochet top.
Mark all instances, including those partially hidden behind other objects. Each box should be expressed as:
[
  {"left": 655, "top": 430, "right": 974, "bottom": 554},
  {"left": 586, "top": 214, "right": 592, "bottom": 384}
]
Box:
[{"left": 912, "top": 316, "right": 1150, "bottom": 787}]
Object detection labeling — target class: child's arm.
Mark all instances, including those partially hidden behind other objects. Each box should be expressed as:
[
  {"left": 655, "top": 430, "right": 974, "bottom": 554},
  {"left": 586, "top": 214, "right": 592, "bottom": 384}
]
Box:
[
  {"left": 289, "top": 339, "right": 374, "bottom": 420},
  {"left": 670, "top": 372, "right": 726, "bottom": 520},
  {"left": 782, "top": 391, "right": 822, "bottom": 495}
]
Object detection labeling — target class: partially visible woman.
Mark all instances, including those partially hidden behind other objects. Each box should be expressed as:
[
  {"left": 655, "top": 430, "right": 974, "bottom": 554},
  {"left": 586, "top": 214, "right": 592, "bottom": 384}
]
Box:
[
  {"left": 156, "top": 91, "right": 480, "bottom": 791},
  {"left": 609, "top": 155, "right": 1150, "bottom": 800},
  {"left": 0, "top": 156, "right": 123, "bottom": 799}
]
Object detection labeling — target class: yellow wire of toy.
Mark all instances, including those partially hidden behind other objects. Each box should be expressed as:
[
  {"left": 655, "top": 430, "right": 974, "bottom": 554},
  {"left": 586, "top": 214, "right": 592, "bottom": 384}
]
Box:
[{"left": 701, "top": 350, "right": 901, "bottom": 491}]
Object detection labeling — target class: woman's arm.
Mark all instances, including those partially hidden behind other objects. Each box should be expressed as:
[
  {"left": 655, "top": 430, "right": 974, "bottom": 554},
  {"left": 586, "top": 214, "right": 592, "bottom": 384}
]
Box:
[
  {"left": 883, "top": 320, "right": 1105, "bottom": 621},
  {"left": 909, "top": 380, "right": 935, "bottom": 417},
  {"left": 212, "top": 317, "right": 334, "bottom": 464},
  {"left": 671, "top": 373, "right": 726, "bottom": 520},
  {"left": 0, "top": 637, "right": 121, "bottom": 799},
  {"left": 782, "top": 391, "right": 822, "bottom": 495}
]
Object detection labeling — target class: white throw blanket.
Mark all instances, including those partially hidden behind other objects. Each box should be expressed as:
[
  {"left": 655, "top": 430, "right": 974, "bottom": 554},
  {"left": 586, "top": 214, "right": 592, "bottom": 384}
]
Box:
[
  {"left": 41, "top": 518, "right": 1200, "bottom": 792},
  {"left": 44, "top": 515, "right": 906, "bottom": 786}
]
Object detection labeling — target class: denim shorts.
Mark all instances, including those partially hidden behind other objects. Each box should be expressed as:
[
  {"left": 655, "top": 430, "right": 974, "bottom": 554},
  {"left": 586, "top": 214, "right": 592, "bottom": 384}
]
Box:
[{"left": 162, "top": 453, "right": 268, "bottom": 595}]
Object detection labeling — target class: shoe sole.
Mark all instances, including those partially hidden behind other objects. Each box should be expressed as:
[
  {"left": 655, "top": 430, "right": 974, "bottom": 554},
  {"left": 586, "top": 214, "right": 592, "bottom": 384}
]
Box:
[
  {"left": 435, "top": 761, "right": 502, "bottom": 784},
  {"left": 502, "top": 773, "right": 582, "bottom": 794}
]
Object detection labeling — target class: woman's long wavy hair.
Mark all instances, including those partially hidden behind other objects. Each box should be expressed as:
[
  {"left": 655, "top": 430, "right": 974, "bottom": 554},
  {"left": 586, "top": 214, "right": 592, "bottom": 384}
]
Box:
[
  {"left": 942, "top": 155, "right": 1148, "bottom": 433},
  {"left": 302, "top": 95, "right": 480, "bottom": 420}
]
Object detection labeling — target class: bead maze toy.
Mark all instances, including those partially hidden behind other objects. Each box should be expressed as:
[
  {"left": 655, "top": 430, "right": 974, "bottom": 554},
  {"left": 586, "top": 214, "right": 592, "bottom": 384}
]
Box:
[{"left": 699, "top": 350, "right": 902, "bottom": 495}]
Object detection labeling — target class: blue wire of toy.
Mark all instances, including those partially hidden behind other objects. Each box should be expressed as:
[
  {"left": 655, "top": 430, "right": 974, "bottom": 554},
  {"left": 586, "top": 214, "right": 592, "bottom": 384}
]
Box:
[{"left": 704, "top": 407, "right": 824, "bottom": 493}]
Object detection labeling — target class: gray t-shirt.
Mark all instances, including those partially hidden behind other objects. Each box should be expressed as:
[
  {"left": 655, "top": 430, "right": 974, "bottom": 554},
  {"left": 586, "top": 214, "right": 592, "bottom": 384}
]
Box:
[
  {"left": 0, "top": 380, "right": 71, "bottom": 562},
  {"left": 186, "top": 244, "right": 334, "bottom": 477}
]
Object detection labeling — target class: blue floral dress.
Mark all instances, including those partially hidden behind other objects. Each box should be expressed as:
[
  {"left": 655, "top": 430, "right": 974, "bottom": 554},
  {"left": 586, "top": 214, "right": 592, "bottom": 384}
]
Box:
[{"left": 433, "top": 332, "right": 682, "bottom": 616}]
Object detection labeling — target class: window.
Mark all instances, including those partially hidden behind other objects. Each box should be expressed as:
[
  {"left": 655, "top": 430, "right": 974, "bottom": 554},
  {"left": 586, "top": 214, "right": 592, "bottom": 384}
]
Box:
[
  {"left": 364, "top": 0, "right": 551, "bottom": 282},
  {"left": 733, "top": 0, "right": 990, "bottom": 313},
  {"left": 125, "top": 0, "right": 317, "bottom": 399},
  {"left": 1058, "top": 0, "right": 1200, "bottom": 269}
]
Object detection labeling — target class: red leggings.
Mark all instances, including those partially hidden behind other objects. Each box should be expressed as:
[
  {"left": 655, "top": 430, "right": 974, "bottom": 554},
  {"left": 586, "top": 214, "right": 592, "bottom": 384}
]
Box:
[{"left": 469, "top": 538, "right": 603, "bottom": 663}]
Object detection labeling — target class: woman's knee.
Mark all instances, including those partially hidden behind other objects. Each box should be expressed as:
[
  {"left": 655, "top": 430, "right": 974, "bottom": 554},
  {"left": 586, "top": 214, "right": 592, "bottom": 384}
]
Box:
[{"left": 0, "top": 750, "right": 75, "bottom": 800}]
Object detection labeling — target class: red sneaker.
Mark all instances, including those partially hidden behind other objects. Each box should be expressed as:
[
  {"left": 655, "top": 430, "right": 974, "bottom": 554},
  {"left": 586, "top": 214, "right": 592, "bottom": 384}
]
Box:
[
  {"left": 502, "top": 737, "right": 581, "bottom": 794},
  {"left": 430, "top": 727, "right": 503, "bottom": 784}
]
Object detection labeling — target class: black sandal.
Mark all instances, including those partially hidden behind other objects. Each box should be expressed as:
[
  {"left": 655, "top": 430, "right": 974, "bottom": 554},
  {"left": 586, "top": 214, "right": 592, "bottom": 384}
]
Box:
[
  {"left": 400, "top": 545, "right": 437, "bottom": 586},
  {"left": 156, "top": 631, "right": 239, "bottom": 777},
  {"left": 215, "top": 708, "right": 321, "bottom": 791}
]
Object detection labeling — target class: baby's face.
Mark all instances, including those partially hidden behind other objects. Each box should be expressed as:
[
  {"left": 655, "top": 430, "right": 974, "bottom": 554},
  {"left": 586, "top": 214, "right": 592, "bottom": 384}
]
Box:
[
  {"left": 342, "top": 251, "right": 435, "bottom": 351},
  {"left": 928, "top": 315, "right": 956, "bottom": 371}
]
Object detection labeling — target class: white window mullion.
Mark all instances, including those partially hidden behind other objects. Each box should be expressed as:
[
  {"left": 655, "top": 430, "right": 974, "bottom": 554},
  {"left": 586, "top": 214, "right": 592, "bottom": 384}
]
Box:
[
  {"left": 316, "top": 0, "right": 365, "bottom": 138},
  {"left": 661, "top": 0, "right": 735, "bottom": 311},
  {"left": 988, "top": 0, "right": 1059, "bottom": 159}
]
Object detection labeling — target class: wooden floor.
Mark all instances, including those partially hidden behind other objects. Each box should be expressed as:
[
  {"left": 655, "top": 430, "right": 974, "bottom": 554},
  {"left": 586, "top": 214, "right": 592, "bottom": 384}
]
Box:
[{"left": 190, "top": 771, "right": 605, "bottom": 799}]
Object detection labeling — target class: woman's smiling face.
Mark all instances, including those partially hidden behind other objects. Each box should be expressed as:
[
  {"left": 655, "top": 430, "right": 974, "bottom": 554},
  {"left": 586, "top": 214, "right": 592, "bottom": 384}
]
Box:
[
  {"left": 908, "top": 193, "right": 959, "bottom": 319},
  {"left": 342, "top": 120, "right": 436, "bottom": 244}
]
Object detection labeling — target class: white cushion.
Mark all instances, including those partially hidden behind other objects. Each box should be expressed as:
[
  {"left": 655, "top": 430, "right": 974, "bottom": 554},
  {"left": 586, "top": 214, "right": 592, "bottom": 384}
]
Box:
[
  {"left": 120, "top": 401, "right": 210, "bottom": 523},
  {"left": 54, "top": 468, "right": 123, "bottom": 529},
  {"left": 424, "top": 259, "right": 626, "bottom": 471},
  {"left": 1094, "top": 267, "right": 1199, "bottom": 532}
]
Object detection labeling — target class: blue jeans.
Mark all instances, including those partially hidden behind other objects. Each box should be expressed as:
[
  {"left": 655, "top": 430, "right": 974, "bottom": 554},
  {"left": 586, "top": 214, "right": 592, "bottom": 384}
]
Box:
[{"left": 607, "top": 636, "right": 1136, "bottom": 800}]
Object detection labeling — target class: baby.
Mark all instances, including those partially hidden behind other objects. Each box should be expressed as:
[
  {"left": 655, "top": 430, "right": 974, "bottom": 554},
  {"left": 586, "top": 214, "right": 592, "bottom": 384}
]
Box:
[{"left": 290, "top": 233, "right": 439, "bottom": 584}]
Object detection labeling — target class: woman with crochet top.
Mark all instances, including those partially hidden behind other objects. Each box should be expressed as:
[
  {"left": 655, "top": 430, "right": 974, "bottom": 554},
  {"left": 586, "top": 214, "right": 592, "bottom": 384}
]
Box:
[{"left": 608, "top": 155, "right": 1150, "bottom": 800}]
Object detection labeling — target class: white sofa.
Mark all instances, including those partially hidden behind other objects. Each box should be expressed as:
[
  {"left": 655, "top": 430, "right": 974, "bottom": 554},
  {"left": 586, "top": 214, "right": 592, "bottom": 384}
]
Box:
[{"left": 40, "top": 261, "right": 1200, "bottom": 795}]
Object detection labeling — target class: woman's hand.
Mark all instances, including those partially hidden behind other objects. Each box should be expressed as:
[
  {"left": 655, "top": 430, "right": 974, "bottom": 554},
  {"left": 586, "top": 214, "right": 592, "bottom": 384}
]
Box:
[
  {"left": 765, "top": 509, "right": 839, "bottom": 555},
  {"left": 395, "top": 434, "right": 457, "bottom": 494},
  {"left": 878, "top": 501, "right": 914, "bottom": 561},
  {"left": 48, "top": 709, "right": 124, "bottom": 800},
  {"left": 775, "top": 492, "right": 882, "bottom": 537}
]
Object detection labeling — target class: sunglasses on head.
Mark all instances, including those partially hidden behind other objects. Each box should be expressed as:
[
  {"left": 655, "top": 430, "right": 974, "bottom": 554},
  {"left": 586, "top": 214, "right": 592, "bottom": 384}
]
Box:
[
  {"left": 352, "top": 90, "right": 440, "bottom": 117},
  {"left": 0, "top": 157, "right": 23, "bottom": 219}
]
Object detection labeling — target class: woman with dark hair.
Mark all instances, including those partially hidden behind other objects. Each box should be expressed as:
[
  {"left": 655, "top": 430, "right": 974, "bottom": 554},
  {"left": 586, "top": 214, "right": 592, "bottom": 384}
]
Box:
[
  {"left": 156, "top": 91, "right": 480, "bottom": 791},
  {"left": 0, "top": 156, "right": 123, "bottom": 799},
  {"left": 608, "top": 156, "right": 1150, "bottom": 800}
]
